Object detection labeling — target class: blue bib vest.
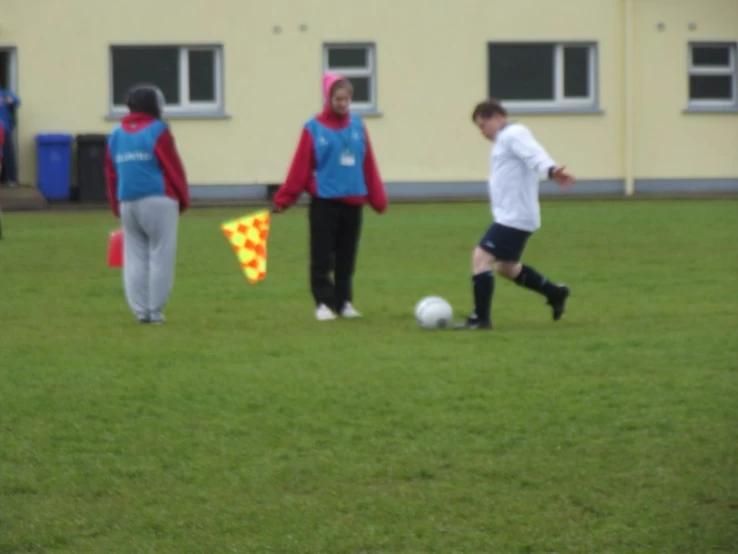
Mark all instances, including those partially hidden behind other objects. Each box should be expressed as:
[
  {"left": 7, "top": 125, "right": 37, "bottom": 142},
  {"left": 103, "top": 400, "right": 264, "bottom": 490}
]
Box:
[
  {"left": 305, "top": 114, "right": 367, "bottom": 198},
  {"left": 107, "top": 120, "right": 168, "bottom": 202},
  {"left": 0, "top": 90, "right": 19, "bottom": 132}
]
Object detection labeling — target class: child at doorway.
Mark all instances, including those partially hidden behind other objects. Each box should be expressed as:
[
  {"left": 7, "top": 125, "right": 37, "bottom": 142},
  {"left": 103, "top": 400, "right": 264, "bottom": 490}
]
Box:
[
  {"left": 0, "top": 86, "right": 20, "bottom": 186},
  {"left": 0, "top": 120, "right": 5, "bottom": 178}
]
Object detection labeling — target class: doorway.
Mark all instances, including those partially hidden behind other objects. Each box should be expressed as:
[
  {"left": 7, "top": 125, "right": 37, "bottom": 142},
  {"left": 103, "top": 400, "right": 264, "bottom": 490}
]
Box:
[{"left": 0, "top": 47, "right": 18, "bottom": 184}]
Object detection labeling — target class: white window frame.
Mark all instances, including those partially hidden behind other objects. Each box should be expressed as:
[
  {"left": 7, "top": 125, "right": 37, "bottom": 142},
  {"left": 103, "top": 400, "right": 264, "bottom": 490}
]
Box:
[
  {"left": 109, "top": 44, "right": 224, "bottom": 117},
  {"left": 687, "top": 42, "right": 737, "bottom": 108},
  {"left": 322, "top": 42, "right": 377, "bottom": 113},
  {"left": 490, "top": 42, "right": 598, "bottom": 112}
]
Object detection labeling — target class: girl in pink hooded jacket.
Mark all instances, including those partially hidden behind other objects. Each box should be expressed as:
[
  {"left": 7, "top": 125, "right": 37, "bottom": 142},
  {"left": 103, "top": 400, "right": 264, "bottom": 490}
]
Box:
[{"left": 273, "top": 73, "right": 388, "bottom": 321}]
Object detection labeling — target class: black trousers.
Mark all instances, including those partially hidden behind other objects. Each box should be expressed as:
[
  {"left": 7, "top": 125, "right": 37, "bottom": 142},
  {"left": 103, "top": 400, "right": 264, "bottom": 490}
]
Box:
[
  {"left": 308, "top": 196, "right": 363, "bottom": 310},
  {"left": 1, "top": 132, "right": 18, "bottom": 184}
]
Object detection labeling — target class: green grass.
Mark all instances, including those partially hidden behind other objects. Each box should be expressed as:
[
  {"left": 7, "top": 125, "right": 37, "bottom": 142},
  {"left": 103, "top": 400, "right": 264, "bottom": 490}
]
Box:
[{"left": 1, "top": 199, "right": 737, "bottom": 553}]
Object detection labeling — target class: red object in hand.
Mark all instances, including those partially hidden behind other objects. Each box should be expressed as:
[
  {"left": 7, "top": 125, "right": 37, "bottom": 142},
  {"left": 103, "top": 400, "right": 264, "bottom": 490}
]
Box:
[{"left": 108, "top": 228, "right": 123, "bottom": 267}]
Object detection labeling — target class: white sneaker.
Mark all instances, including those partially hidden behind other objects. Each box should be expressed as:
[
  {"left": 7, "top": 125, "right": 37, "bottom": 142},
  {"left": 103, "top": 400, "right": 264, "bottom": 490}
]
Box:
[
  {"left": 339, "top": 302, "right": 361, "bottom": 318},
  {"left": 140, "top": 313, "right": 166, "bottom": 325},
  {"left": 315, "top": 304, "right": 337, "bottom": 321}
]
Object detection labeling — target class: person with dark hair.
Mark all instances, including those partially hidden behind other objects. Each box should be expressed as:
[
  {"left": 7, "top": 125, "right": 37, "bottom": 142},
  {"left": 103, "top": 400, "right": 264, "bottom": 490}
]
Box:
[
  {"left": 273, "top": 73, "right": 387, "bottom": 321},
  {"left": 0, "top": 120, "right": 4, "bottom": 178},
  {"left": 0, "top": 84, "right": 20, "bottom": 186},
  {"left": 455, "top": 99, "right": 576, "bottom": 330},
  {"left": 105, "top": 84, "right": 190, "bottom": 324}
]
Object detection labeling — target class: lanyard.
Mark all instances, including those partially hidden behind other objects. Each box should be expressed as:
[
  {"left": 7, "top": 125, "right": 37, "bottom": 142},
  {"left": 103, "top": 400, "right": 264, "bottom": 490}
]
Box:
[{"left": 337, "top": 127, "right": 353, "bottom": 151}]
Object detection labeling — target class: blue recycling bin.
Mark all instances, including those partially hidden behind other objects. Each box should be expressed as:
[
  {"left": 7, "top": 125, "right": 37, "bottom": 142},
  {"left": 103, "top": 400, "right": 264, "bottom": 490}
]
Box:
[{"left": 36, "top": 133, "right": 74, "bottom": 201}]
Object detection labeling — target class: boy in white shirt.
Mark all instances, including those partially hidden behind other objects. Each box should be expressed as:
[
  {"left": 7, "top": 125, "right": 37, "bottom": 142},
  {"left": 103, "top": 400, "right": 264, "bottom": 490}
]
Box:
[{"left": 456, "top": 99, "right": 576, "bottom": 330}]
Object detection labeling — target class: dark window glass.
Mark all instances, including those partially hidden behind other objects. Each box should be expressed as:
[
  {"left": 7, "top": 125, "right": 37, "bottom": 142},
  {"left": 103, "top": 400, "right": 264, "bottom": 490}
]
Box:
[
  {"left": 488, "top": 43, "right": 555, "bottom": 100},
  {"left": 112, "top": 46, "right": 179, "bottom": 105},
  {"left": 328, "top": 47, "right": 368, "bottom": 68},
  {"left": 349, "top": 77, "right": 371, "bottom": 103},
  {"left": 692, "top": 46, "right": 731, "bottom": 67},
  {"left": 564, "top": 46, "right": 590, "bottom": 98},
  {"left": 188, "top": 50, "right": 216, "bottom": 102},
  {"left": 689, "top": 75, "right": 733, "bottom": 100}
]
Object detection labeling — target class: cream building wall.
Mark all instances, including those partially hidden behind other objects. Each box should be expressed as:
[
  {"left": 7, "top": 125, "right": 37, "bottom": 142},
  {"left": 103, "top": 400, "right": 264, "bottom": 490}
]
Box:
[
  {"left": 0, "top": 0, "right": 736, "bottom": 197},
  {"left": 632, "top": 0, "right": 738, "bottom": 182}
]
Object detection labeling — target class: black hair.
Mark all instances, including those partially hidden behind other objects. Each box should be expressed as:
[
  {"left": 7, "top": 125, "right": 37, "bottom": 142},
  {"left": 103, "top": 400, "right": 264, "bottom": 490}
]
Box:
[
  {"left": 471, "top": 99, "right": 508, "bottom": 121},
  {"left": 126, "top": 84, "right": 165, "bottom": 118}
]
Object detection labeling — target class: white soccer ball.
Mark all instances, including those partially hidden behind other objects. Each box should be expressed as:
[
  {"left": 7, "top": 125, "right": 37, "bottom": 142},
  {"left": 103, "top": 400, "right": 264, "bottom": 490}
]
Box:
[{"left": 414, "top": 296, "right": 453, "bottom": 330}]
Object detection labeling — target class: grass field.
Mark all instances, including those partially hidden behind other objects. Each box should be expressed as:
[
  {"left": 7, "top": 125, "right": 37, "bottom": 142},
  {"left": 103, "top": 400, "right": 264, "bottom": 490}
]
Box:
[{"left": 1, "top": 199, "right": 737, "bottom": 553}]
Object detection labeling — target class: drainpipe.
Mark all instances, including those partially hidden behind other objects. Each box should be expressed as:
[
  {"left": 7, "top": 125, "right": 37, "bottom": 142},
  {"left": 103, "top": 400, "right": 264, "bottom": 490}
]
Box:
[{"left": 624, "top": 0, "right": 635, "bottom": 196}]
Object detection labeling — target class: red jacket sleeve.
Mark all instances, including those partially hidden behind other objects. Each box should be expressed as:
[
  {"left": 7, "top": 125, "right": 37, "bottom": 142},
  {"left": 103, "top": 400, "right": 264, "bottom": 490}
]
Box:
[
  {"left": 105, "top": 147, "right": 119, "bottom": 217},
  {"left": 362, "top": 128, "right": 387, "bottom": 214},
  {"left": 154, "top": 128, "right": 190, "bottom": 212},
  {"left": 273, "top": 127, "right": 315, "bottom": 210}
]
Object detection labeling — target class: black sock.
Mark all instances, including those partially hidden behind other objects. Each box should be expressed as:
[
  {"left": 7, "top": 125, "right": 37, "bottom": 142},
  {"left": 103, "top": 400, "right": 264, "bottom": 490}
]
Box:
[
  {"left": 472, "top": 271, "right": 494, "bottom": 322},
  {"left": 514, "top": 265, "right": 559, "bottom": 298}
]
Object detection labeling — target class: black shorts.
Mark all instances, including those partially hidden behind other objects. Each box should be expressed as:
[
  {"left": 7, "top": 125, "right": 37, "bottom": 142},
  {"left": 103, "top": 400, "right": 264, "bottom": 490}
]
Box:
[{"left": 478, "top": 223, "right": 532, "bottom": 262}]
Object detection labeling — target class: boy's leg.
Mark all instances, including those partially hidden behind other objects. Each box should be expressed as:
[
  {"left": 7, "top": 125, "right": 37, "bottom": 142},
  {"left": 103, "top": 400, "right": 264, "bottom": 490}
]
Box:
[
  {"left": 334, "top": 203, "right": 362, "bottom": 314},
  {"left": 489, "top": 225, "right": 570, "bottom": 321},
  {"left": 139, "top": 196, "right": 179, "bottom": 323},
  {"left": 508, "top": 264, "right": 570, "bottom": 320},
  {"left": 455, "top": 224, "right": 500, "bottom": 330},
  {"left": 469, "top": 249, "right": 495, "bottom": 327},
  {"left": 309, "top": 197, "right": 340, "bottom": 312},
  {"left": 120, "top": 201, "right": 150, "bottom": 322}
]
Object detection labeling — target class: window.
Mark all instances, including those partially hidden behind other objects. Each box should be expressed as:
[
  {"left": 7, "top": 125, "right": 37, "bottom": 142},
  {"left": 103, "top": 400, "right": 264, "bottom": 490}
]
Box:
[
  {"left": 110, "top": 45, "right": 223, "bottom": 116},
  {"left": 688, "top": 43, "right": 737, "bottom": 107},
  {"left": 322, "top": 43, "right": 377, "bottom": 112},
  {"left": 487, "top": 42, "right": 597, "bottom": 111}
]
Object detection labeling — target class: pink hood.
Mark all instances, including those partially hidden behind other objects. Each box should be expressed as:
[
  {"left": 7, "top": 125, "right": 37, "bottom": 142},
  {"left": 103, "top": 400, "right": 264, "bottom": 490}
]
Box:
[{"left": 322, "top": 72, "right": 347, "bottom": 103}]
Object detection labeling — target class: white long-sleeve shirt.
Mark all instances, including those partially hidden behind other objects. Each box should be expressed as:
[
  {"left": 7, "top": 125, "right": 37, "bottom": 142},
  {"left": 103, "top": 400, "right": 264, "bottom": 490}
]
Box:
[{"left": 487, "top": 123, "right": 557, "bottom": 232}]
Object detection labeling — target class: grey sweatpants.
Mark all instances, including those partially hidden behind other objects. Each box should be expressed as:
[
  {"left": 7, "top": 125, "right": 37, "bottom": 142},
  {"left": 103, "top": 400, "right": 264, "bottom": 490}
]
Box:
[{"left": 119, "top": 196, "right": 179, "bottom": 322}]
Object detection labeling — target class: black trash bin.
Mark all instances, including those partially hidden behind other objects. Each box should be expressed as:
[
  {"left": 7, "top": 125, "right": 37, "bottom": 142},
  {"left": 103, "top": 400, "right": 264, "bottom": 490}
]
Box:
[{"left": 76, "top": 134, "right": 109, "bottom": 203}]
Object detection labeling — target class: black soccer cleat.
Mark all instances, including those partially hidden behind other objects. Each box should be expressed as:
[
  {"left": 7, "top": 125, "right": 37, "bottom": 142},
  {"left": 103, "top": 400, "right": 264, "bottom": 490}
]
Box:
[
  {"left": 547, "top": 285, "right": 570, "bottom": 321},
  {"left": 454, "top": 314, "right": 493, "bottom": 330}
]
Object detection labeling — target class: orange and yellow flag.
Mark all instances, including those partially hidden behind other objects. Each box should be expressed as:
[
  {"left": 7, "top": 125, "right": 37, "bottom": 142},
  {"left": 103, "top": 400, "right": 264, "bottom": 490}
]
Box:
[{"left": 220, "top": 210, "right": 270, "bottom": 284}]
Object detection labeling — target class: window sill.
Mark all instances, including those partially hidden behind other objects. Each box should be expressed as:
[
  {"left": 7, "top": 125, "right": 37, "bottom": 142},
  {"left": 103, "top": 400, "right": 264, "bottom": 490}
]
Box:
[
  {"left": 353, "top": 110, "right": 383, "bottom": 118},
  {"left": 504, "top": 106, "right": 604, "bottom": 115},
  {"left": 105, "top": 111, "right": 232, "bottom": 121},
  {"left": 683, "top": 104, "right": 738, "bottom": 114}
]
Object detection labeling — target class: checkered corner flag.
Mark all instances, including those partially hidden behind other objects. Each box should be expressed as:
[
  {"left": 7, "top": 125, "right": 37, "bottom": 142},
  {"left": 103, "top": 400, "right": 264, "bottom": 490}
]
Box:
[{"left": 220, "top": 210, "right": 270, "bottom": 284}]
